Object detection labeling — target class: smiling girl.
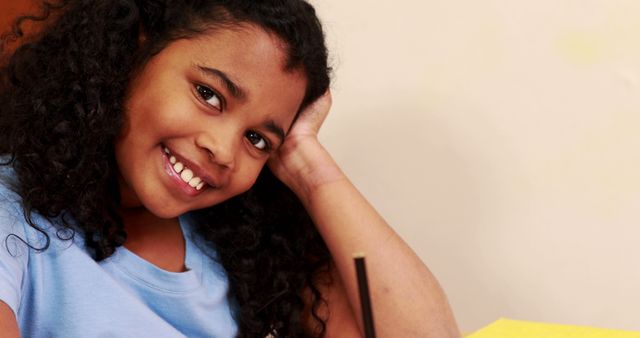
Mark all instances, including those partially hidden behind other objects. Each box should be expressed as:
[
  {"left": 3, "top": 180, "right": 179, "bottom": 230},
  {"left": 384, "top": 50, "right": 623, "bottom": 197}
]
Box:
[{"left": 0, "top": 1, "right": 459, "bottom": 337}]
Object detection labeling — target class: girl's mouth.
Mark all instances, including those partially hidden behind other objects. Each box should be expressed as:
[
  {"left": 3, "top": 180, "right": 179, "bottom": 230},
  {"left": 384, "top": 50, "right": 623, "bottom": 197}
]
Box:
[{"left": 161, "top": 146, "right": 209, "bottom": 196}]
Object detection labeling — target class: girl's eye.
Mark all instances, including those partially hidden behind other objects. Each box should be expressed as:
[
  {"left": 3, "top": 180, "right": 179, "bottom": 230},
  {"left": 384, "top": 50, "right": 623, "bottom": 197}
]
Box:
[
  {"left": 245, "top": 131, "right": 270, "bottom": 152},
  {"left": 196, "top": 84, "right": 222, "bottom": 110}
]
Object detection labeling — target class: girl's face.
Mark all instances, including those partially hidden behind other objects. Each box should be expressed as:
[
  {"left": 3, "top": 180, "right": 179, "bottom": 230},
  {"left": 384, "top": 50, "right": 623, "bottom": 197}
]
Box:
[{"left": 116, "top": 24, "right": 307, "bottom": 218}]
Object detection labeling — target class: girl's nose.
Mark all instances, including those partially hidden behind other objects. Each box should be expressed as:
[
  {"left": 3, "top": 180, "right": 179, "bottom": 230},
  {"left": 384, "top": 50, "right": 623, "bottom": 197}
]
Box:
[{"left": 195, "top": 132, "right": 236, "bottom": 171}]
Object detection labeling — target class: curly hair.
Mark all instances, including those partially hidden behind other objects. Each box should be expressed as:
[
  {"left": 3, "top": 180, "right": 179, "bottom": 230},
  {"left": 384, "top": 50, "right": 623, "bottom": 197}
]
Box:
[{"left": 0, "top": 0, "right": 333, "bottom": 337}]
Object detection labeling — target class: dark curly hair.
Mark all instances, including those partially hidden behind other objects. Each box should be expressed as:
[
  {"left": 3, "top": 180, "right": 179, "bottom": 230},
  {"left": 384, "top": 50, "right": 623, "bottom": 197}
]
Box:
[{"left": 0, "top": 0, "right": 333, "bottom": 337}]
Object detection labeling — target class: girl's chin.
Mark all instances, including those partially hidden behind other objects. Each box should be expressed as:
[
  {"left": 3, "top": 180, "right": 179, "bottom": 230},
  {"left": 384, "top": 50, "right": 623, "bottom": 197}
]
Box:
[{"left": 143, "top": 197, "right": 216, "bottom": 219}]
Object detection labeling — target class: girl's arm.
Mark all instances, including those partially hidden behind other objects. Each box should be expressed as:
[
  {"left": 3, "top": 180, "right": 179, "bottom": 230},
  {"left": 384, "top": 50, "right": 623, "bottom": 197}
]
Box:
[
  {"left": 0, "top": 302, "right": 21, "bottom": 338},
  {"left": 269, "top": 92, "right": 461, "bottom": 338}
]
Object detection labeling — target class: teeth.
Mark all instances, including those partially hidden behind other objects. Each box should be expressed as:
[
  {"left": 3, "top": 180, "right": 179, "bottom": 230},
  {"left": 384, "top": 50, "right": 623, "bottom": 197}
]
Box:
[
  {"left": 180, "top": 169, "right": 194, "bottom": 182},
  {"left": 188, "top": 177, "right": 201, "bottom": 187},
  {"left": 166, "top": 150, "right": 208, "bottom": 191},
  {"left": 170, "top": 159, "right": 207, "bottom": 190},
  {"left": 173, "top": 162, "right": 184, "bottom": 173}
]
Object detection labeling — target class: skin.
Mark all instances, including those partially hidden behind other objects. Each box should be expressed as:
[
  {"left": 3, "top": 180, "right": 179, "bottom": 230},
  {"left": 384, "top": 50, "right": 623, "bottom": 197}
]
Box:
[
  {"left": 116, "top": 25, "right": 307, "bottom": 218},
  {"left": 1, "top": 23, "right": 461, "bottom": 338},
  {"left": 115, "top": 25, "right": 307, "bottom": 271},
  {"left": 0, "top": 303, "right": 19, "bottom": 338}
]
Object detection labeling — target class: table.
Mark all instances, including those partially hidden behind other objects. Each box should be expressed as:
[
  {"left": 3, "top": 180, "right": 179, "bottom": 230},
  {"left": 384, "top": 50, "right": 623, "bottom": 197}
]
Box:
[{"left": 465, "top": 318, "right": 640, "bottom": 338}]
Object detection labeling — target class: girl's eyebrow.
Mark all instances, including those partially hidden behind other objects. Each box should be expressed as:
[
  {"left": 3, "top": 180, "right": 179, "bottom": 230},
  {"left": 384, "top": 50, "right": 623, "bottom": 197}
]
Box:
[
  {"left": 196, "top": 64, "right": 247, "bottom": 100},
  {"left": 263, "top": 120, "right": 285, "bottom": 145}
]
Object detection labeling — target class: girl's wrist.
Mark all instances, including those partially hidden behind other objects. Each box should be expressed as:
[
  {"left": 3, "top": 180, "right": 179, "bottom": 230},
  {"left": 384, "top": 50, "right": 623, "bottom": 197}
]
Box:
[{"left": 271, "top": 136, "right": 347, "bottom": 202}]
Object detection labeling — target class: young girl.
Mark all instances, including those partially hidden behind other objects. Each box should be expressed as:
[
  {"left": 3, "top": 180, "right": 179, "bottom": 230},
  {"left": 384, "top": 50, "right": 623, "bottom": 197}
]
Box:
[{"left": 0, "top": 1, "right": 460, "bottom": 337}]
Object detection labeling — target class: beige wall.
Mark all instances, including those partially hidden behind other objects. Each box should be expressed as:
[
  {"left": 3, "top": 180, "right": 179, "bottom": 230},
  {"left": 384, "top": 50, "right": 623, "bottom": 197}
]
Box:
[{"left": 311, "top": 0, "right": 640, "bottom": 333}]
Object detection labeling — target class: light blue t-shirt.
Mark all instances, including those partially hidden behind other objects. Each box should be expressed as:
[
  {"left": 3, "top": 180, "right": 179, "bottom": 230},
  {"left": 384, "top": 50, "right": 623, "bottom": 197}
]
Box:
[{"left": 0, "top": 167, "right": 238, "bottom": 338}]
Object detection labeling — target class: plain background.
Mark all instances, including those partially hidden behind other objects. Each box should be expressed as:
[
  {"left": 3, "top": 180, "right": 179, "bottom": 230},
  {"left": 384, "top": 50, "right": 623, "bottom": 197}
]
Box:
[
  {"left": 3, "top": 0, "right": 640, "bottom": 334},
  {"left": 310, "top": 0, "right": 640, "bottom": 333}
]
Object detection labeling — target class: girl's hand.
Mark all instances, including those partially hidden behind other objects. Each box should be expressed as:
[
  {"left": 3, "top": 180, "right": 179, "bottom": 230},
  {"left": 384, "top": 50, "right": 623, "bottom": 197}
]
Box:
[
  {"left": 286, "top": 90, "right": 332, "bottom": 139},
  {"left": 268, "top": 91, "right": 344, "bottom": 201}
]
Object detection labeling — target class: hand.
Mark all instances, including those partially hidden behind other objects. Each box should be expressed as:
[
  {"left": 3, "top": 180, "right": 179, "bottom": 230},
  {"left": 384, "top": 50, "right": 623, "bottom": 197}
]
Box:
[
  {"left": 288, "top": 90, "right": 332, "bottom": 140},
  {"left": 268, "top": 90, "right": 343, "bottom": 199}
]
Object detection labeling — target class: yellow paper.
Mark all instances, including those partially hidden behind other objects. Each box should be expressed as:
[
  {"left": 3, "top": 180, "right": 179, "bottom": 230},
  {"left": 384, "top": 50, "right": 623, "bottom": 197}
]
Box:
[{"left": 465, "top": 318, "right": 640, "bottom": 338}]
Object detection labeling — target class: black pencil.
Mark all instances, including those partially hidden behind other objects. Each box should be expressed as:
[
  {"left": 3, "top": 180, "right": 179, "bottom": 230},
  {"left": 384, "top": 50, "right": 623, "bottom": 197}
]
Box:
[{"left": 354, "top": 253, "right": 376, "bottom": 338}]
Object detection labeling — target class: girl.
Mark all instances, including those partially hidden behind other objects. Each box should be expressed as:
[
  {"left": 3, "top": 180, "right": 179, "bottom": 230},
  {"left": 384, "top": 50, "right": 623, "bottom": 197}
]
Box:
[{"left": 0, "top": 1, "right": 460, "bottom": 337}]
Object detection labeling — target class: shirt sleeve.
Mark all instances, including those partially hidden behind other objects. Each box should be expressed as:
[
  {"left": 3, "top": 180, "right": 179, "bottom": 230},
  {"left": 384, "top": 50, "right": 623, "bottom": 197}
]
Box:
[{"left": 0, "top": 188, "right": 29, "bottom": 318}]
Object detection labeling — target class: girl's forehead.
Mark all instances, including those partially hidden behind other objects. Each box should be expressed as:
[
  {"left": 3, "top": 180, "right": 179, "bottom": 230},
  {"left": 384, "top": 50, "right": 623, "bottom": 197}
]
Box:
[
  {"left": 159, "top": 25, "right": 290, "bottom": 73},
  {"left": 196, "top": 24, "right": 289, "bottom": 64}
]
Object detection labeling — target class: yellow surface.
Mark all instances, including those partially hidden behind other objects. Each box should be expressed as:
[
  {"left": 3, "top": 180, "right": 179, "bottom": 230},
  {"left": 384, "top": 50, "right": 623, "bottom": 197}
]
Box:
[{"left": 465, "top": 318, "right": 640, "bottom": 338}]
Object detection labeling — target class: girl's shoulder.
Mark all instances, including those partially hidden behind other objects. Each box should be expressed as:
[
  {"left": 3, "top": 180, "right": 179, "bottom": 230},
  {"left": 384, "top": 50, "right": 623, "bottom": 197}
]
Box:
[
  {"left": 0, "top": 162, "right": 26, "bottom": 226},
  {"left": 0, "top": 162, "right": 30, "bottom": 318},
  {"left": 0, "top": 162, "right": 52, "bottom": 250}
]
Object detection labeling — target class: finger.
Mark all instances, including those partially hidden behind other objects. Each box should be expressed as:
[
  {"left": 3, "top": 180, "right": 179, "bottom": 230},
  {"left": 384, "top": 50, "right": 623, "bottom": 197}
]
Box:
[{"left": 298, "top": 90, "right": 332, "bottom": 132}]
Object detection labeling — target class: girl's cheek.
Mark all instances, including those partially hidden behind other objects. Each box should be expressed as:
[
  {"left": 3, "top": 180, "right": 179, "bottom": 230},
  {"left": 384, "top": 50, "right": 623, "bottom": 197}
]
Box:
[{"left": 237, "top": 166, "right": 263, "bottom": 193}]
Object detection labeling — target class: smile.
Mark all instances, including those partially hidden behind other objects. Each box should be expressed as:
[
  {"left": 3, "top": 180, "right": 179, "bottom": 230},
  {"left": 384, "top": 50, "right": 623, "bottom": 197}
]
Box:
[{"left": 161, "top": 146, "right": 210, "bottom": 194}]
